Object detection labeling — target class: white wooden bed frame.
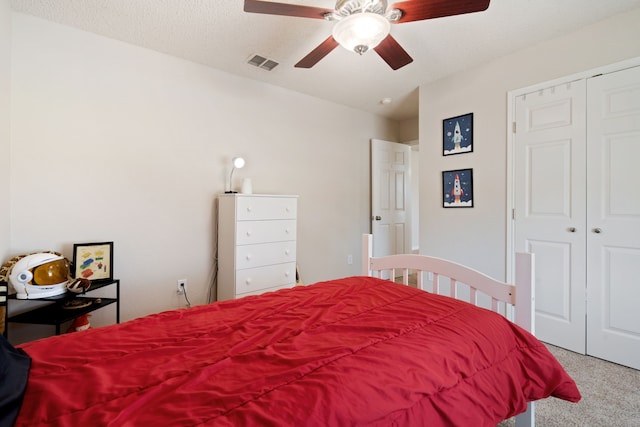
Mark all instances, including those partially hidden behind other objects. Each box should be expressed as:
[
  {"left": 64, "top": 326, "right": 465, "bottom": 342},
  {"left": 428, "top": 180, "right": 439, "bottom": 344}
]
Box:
[{"left": 361, "top": 234, "right": 536, "bottom": 427}]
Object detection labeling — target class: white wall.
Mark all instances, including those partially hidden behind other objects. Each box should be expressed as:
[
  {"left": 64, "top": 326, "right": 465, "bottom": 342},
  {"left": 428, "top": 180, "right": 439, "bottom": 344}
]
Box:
[
  {"left": 410, "top": 145, "right": 419, "bottom": 252},
  {"left": 419, "top": 8, "right": 640, "bottom": 280},
  {"left": 8, "top": 13, "right": 399, "bottom": 342},
  {"left": 0, "top": 0, "right": 10, "bottom": 262}
]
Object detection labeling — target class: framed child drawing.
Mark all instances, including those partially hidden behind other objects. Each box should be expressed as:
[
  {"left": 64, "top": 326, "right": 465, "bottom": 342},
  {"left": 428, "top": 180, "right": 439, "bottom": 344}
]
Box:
[
  {"left": 443, "top": 113, "right": 473, "bottom": 155},
  {"left": 72, "top": 241, "right": 114, "bottom": 282}
]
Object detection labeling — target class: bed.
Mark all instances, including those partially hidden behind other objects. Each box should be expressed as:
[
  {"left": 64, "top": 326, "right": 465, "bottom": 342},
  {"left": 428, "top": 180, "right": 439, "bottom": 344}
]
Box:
[{"left": 2, "top": 234, "right": 580, "bottom": 427}]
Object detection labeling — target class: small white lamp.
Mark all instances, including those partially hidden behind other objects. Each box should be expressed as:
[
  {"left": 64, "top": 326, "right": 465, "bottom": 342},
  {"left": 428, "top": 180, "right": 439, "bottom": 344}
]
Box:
[{"left": 225, "top": 156, "right": 245, "bottom": 193}]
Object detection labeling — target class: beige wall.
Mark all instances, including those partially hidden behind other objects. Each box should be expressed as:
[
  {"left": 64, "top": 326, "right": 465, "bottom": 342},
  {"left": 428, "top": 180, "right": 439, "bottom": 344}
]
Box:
[
  {"left": 7, "top": 13, "right": 399, "bottom": 342},
  {"left": 0, "top": 0, "right": 10, "bottom": 262},
  {"left": 399, "top": 116, "right": 419, "bottom": 143},
  {"left": 419, "top": 8, "right": 640, "bottom": 280}
]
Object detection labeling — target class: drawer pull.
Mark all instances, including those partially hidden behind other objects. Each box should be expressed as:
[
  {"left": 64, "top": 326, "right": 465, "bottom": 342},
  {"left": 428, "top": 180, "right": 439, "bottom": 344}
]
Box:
[
  {"left": 285, "top": 228, "right": 290, "bottom": 234},
  {"left": 285, "top": 250, "right": 290, "bottom": 255},
  {"left": 246, "top": 254, "right": 252, "bottom": 261},
  {"left": 246, "top": 230, "right": 252, "bottom": 237},
  {"left": 285, "top": 271, "right": 290, "bottom": 277},
  {"left": 246, "top": 206, "right": 252, "bottom": 213},
  {"left": 245, "top": 278, "right": 252, "bottom": 285}
]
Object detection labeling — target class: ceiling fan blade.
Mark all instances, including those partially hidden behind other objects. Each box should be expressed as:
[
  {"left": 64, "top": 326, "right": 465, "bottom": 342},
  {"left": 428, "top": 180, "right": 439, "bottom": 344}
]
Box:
[
  {"left": 244, "top": 0, "right": 333, "bottom": 19},
  {"left": 391, "top": 0, "right": 490, "bottom": 23},
  {"left": 374, "top": 35, "right": 413, "bottom": 70},
  {"left": 295, "top": 36, "right": 340, "bottom": 68}
]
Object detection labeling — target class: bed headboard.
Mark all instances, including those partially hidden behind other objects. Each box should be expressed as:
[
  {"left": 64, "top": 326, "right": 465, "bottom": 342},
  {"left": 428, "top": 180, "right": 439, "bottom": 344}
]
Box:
[{"left": 361, "top": 234, "right": 534, "bottom": 333}]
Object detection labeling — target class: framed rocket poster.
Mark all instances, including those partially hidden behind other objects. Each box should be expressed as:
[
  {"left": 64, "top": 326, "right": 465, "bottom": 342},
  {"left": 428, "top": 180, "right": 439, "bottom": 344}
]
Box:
[
  {"left": 443, "top": 113, "right": 473, "bottom": 156},
  {"left": 442, "top": 169, "right": 474, "bottom": 208}
]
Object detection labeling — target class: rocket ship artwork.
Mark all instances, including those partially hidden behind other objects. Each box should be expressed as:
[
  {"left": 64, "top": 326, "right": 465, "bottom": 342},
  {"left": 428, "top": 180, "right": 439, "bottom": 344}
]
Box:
[
  {"left": 452, "top": 121, "right": 463, "bottom": 150},
  {"left": 451, "top": 174, "right": 464, "bottom": 203},
  {"left": 443, "top": 169, "right": 473, "bottom": 207},
  {"left": 444, "top": 113, "right": 472, "bottom": 155}
]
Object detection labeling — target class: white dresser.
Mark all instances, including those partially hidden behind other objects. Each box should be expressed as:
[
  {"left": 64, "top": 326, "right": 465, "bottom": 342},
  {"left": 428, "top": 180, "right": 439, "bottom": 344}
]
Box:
[{"left": 217, "top": 194, "right": 298, "bottom": 301}]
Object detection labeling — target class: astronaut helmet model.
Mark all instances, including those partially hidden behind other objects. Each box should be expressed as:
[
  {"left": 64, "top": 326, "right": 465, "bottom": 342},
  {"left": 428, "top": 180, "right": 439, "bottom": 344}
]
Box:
[{"left": 9, "top": 253, "right": 70, "bottom": 299}]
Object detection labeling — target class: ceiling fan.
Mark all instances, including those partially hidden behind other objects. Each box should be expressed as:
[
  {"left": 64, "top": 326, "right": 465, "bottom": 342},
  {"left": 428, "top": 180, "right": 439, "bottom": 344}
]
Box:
[{"left": 244, "top": 0, "right": 490, "bottom": 70}]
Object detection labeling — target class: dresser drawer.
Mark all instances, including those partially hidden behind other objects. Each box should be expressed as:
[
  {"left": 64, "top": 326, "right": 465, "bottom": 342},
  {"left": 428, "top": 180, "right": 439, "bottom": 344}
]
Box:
[
  {"left": 236, "top": 241, "right": 296, "bottom": 270},
  {"left": 235, "top": 262, "right": 297, "bottom": 296},
  {"left": 236, "top": 220, "right": 296, "bottom": 245},
  {"left": 236, "top": 197, "right": 297, "bottom": 221}
]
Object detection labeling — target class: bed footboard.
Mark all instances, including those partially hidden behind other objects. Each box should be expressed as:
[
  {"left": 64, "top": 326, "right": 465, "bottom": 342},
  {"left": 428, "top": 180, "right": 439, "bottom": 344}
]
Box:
[
  {"left": 361, "top": 234, "right": 533, "bottom": 329},
  {"left": 362, "top": 233, "right": 535, "bottom": 427}
]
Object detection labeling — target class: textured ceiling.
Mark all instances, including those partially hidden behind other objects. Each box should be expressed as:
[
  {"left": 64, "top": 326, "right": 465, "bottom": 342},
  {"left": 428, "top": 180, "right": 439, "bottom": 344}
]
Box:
[{"left": 10, "top": 0, "right": 640, "bottom": 121}]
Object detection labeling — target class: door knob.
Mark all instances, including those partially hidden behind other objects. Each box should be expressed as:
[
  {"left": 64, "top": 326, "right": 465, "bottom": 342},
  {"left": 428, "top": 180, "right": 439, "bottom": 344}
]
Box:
[
  {"left": 593, "top": 228, "right": 602, "bottom": 234},
  {"left": 568, "top": 227, "right": 576, "bottom": 233}
]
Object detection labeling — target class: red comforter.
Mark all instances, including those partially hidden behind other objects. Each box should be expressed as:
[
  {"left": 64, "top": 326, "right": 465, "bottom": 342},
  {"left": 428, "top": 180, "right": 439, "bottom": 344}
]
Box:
[{"left": 16, "top": 277, "right": 580, "bottom": 426}]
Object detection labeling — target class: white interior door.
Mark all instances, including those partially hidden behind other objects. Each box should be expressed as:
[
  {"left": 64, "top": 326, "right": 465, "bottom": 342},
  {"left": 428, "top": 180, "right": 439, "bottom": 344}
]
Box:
[
  {"left": 514, "top": 81, "right": 587, "bottom": 353},
  {"left": 371, "top": 139, "right": 411, "bottom": 262},
  {"left": 586, "top": 66, "right": 640, "bottom": 370}
]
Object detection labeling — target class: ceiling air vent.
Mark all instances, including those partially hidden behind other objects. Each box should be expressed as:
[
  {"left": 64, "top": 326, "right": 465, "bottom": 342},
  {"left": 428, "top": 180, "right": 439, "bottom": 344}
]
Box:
[{"left": 247, "top": 54, "right": 279, "bottom": 71}]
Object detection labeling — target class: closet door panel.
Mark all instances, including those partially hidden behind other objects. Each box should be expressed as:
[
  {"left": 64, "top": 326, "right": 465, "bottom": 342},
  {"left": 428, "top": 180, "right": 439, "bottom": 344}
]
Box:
[
  {"left": 514, "top": 80, "right": 587, "bottom": 353},
  {"left": 586, "top": 65, "right": 640, "bottom": 370},
  {"left": 526, "top": 240, "right": 572, "bottom": 322}
]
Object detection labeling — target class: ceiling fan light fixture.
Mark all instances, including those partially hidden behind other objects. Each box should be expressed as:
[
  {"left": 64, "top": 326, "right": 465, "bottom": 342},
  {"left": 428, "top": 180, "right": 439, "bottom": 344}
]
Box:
[{"left": 332, "top": 12, "right": 390, "bottom": 55}]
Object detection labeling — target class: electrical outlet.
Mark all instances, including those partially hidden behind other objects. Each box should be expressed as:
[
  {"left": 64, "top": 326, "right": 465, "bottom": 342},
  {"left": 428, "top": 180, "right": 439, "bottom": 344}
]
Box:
[
  {"left": 177, "top": 279, "right": 187, "bottom": 294},
  {"left": 347, "top": 255, "right": 353, "bottom": 265}
]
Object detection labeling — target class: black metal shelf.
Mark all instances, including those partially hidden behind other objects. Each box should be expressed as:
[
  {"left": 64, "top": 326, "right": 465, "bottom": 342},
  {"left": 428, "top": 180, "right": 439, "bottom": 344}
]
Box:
[{"left": 4, "top": 279, "right": 120, "bottom": 336}]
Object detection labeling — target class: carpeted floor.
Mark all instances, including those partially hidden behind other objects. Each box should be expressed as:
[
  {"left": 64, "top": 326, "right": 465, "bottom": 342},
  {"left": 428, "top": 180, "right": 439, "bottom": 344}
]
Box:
[{"left": 499, "top": 344, "right": 640, "bottom": 426}]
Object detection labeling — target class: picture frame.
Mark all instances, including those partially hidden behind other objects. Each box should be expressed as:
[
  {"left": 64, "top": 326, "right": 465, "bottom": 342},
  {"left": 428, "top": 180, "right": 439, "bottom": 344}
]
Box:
[
  {"left": 442, "top": 169, "right": 474, "bottom": 208},
  {"left": 72, "top": 242, "right": 114, "bottom": 282},
  {"left": 443, "top": 113, "right": 473, "bottom": 156}
]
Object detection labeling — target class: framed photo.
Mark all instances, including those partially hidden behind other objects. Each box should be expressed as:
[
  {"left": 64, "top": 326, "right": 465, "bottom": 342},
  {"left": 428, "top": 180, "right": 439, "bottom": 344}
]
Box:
[
  {"left": 72, "top": 242, "right": 114, "bottom": 282},
  {"left": 442, "top": 169, "right": 474, "bottom": 208},
  {"left": 443, "top": 113, "right": 473, "bottom": 156}
]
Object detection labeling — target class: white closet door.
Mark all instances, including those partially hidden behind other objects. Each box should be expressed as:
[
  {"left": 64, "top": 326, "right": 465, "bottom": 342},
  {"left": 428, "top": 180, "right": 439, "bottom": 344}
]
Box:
[
  {"left": 514, "top": 81, "right": 587, "bottom": 353},
  {"left": 586, "top": 66, "right": 640, "bottom": 370}
]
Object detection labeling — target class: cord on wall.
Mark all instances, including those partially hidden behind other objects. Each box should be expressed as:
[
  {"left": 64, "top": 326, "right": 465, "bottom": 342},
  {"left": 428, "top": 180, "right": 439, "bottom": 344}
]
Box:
[
  {"left": 180, "top": 282, "right": 191, "bottom": 308},
  {"left": 208, "top": 198, "right": 219, "bottom": 304}
]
